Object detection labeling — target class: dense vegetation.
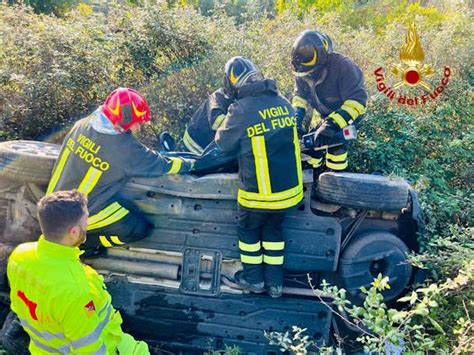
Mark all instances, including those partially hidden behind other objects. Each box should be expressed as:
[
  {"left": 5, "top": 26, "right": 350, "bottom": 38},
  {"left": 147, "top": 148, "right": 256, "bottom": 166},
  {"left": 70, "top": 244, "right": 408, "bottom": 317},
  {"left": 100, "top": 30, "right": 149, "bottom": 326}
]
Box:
[{"left": 0, "top": 0, "right": 472, "bottom": 352}]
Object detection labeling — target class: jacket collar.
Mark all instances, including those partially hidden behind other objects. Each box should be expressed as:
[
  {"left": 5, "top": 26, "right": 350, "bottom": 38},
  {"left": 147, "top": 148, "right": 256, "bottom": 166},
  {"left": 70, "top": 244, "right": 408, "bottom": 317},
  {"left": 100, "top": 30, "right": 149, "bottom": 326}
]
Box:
[
  {"left": 38, "top": 235, "right": 83, "bottom": 261},
  {"left": 90, "top": 108, "right": 120, "bottom": 135},
  {"left": 237, "top": 79, "right": 278, "bottom": 99}
]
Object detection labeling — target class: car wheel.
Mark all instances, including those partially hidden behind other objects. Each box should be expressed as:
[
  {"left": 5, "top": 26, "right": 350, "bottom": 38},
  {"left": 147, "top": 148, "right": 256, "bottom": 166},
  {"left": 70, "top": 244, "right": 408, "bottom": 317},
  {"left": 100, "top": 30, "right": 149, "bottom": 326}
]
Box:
[
  {"left": 0, "top": 141, "right": 60, "bottom": 185},
  {"left": 316, "top": 172, "right": 410, "bottom": 211},
  {"left": 331, "top": 232, "right": 413, "bottom": 304}
]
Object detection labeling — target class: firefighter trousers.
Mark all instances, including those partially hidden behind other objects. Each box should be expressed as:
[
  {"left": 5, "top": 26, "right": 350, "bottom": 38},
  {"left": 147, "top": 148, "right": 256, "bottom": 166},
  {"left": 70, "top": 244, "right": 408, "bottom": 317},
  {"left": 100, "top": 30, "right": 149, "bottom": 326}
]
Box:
[
  {"left": 237, "top": 209, "right": 286, "bottom": 287},
  {"left": 306, "top": 122, "right": 348, "bottom": 198},
  {"left": 306, "top": 120, "right": 348, "bottom": 172}
]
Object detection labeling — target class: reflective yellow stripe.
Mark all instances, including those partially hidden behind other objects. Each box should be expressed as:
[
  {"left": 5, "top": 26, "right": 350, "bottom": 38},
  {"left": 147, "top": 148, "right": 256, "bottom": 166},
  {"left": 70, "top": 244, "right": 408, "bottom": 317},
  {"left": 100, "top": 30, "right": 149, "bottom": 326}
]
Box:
[
  {"left": 293, "top": 127, "right": 303, "bottom": 186},
  {"left": 87, "top": 202, "right": 122, "bottom": 228},
  {"left": 46, "top": 148, "right": 71, "bottom": 193},
  {"left": 241, "top": 254, "right": 263, "bottom": 264},
  {"left": 308, "top": 158, "right": 323, "bottom": 167},
  {"left": 292, "top": 96, "right": 308, "bottom": 110},
  {"left": 238, "top": 190, "right": 303, "bottom": 210},
  {"left": 251, "top": 136, "right": 271, "bottom": 195},
  {"left": 110, "top": 236, "right": 125, "bottom": 245},
  {"left": 238, "top": 184, "right": 302, "bottom": 202},
  {"left": 88, "top": 207, "right": 129, "bottom": 230},
  {"left": 262, "top": 241, "right": 285, "bottom": 251},
  {"left": 326, "top": 152, "right": 347, "bottom": 162},
  {"left": 167, "top": 157, "right": 182, "bottom": 174},
  {"left": 329, "top": 112, "right": 348, "bottom": 128},
  {"left": 341, "top": 104, "right": 359, "bottom": 120},
  {"left": 99, "top": 236, "right": 112, "bottom": 248},
  {"left": 263, "top": 255, "right": 284, "bottom": 265},
  {"left": 238, "top": 127, "right": 303, "bottom": 210},
  {"left": 77, "top": 167, "right": 102, "bottom": 196},
  {"left": 211, "top": 114, "right": 226, "bottom": 130},
  {"left": 345, "top": 100, "right": 366, "bottom": 115},
  {"left": 183, "top": 130, "right": 204, "bottom": 154},
  {"left": 239, "top": 241, "right": 261, "bottom": 252},
  {"left": 326, "top": 160, "right": 348, "bottom": 170}
]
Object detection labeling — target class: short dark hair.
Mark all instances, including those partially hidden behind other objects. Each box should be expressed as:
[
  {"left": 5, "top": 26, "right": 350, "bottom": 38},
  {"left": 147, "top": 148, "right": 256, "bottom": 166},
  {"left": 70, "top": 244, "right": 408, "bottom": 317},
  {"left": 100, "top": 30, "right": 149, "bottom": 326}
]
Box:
[{"left": 37, "top": 190, "right": 87, "bottom": 242}]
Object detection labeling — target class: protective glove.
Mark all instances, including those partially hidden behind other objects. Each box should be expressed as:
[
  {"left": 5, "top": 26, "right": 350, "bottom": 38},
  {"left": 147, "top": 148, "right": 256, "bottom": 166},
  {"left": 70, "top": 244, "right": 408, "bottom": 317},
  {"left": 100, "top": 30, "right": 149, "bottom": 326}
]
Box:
[{"left": 313, "top": 120, "right": 338, "bottom": 147}]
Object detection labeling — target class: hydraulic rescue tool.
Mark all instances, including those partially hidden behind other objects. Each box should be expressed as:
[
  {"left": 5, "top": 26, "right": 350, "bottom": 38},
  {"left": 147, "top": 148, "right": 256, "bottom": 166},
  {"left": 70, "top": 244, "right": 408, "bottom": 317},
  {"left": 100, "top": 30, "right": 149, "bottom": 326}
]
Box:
[{"left": 301, "top": 124, "right": 357, "bottom": 152}]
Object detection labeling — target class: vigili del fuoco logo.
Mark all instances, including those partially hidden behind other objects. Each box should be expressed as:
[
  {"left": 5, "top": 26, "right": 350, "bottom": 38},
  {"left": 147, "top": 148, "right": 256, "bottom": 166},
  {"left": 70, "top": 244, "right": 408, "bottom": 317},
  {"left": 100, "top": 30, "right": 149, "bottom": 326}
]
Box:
[{"left": 374, "top": 23, "right": 451, "bottom": 106}]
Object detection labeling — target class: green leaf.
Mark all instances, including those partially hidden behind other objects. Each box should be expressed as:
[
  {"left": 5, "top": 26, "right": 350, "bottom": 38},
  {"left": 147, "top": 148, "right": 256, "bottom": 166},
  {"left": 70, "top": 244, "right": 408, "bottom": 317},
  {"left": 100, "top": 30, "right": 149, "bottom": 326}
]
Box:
[
  {"left": 414, "top": 304, "right": 429, "bottom": 317},
  {"left": 391, "top": 311, "right": 408, "bottom": 323},
  {"left": 428, "top": 317, "right": 445, "bottom": 334}
]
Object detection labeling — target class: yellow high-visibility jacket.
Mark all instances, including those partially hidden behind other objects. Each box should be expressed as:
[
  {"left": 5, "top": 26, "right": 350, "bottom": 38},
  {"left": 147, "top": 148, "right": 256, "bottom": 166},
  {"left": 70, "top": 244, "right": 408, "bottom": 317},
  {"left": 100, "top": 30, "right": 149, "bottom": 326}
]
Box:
[{"left": 7, "top": 236, "right": 149, "bottom": 354}]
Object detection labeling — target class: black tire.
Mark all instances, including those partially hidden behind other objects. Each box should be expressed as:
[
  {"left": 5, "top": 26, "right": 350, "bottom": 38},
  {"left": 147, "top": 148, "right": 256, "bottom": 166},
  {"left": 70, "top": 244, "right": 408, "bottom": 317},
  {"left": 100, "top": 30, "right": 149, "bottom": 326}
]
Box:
[
  {"left": 316, "top": 172, "right": 410, "bottom": 211},
  {"left": 0, "top": 140, "right": 60, "bottom": 185},
  {"left": 0, "top": 304, "right": 10, "bottom": 328},
  {"left": 335, "top": 232, "right": 413, "bottom": 304},
  {"left": 0, "top": 244, "right": 14, "bottom": 292},
  {"left": 0, "top": 311, "right": 29, "bottom": 354}
]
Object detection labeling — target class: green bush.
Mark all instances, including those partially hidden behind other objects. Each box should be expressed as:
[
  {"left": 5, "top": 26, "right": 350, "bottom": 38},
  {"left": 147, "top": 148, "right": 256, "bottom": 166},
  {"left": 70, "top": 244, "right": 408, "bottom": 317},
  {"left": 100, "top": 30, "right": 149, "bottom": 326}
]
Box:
[
  {"left": 0, "top": 3, "right": 212, "bottom": 141},
  {"left": 8, "top": 0, "right": 79, "bottom": 16}
]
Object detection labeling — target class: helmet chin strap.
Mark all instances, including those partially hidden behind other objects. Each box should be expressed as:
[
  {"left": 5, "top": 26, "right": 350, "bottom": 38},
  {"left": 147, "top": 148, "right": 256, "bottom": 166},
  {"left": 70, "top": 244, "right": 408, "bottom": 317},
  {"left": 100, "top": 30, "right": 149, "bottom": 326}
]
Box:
[{"left": 293, "top": 65, "right": 326, "bottom": 78}]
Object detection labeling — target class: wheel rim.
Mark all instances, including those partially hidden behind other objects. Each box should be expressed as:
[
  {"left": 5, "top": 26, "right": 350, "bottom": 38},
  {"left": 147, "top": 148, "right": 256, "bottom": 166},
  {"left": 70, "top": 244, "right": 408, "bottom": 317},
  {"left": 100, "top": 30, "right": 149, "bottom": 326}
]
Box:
[
  {"left": 337, "top": 233, "right": 413, "bottom": 303},
  {"left": 369, "top": 259, "right": 387, "bottom": 278}
]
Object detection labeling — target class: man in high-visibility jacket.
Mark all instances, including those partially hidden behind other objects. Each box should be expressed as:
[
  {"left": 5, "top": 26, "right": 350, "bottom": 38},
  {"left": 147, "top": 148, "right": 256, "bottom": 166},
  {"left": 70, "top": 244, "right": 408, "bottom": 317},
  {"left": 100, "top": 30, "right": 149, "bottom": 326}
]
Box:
[
  {"left": 182, "top": 88, "right": 234, "bottom": 154},
  {"left": 47, "top": 88, "right": 193, "bottom": 251},
  {"left": 291, "top": 30, "right": 367, "bottom": 190},
  {"left": 7, "top": 190, "right": 149, "bottom": 354},
  {"left": 216, "top": 57, "right": 303, "bottom": 298}
]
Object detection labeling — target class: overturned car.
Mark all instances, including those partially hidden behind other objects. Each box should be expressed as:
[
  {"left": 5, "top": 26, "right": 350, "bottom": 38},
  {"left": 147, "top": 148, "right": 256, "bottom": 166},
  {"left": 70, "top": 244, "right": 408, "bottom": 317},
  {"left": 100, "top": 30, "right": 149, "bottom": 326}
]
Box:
[{"left": 0, "top": 140, "right": 424, "bottom": 353}]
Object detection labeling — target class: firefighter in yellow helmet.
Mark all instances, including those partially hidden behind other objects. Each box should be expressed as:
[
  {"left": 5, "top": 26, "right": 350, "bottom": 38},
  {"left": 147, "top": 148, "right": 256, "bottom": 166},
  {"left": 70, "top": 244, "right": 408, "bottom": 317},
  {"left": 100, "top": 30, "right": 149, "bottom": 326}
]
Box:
[
  {"left": 7, "top": 190, "right": 149, "bottom": 354},
  {"left": 216, "top": 57, "right": 303, "bottom": 298}
]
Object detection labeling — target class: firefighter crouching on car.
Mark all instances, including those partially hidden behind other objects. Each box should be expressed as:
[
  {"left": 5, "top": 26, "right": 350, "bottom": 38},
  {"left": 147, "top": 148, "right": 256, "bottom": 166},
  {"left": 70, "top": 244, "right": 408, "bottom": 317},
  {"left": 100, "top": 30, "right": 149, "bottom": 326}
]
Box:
[
  {"left": 7, "top": 190, "right": 149, "bottom": 354},
  {"left": 291, "top": 30, "right": 367, "bottom": 192},
  {"left": 46, "top": 88, "right": 194, "bottom": 251},
  {"left": 180, "top": 88, "right": 235, "bottom": 154},
  {"left": 215, "top": 57, "right": 303, "bottom": 298}
]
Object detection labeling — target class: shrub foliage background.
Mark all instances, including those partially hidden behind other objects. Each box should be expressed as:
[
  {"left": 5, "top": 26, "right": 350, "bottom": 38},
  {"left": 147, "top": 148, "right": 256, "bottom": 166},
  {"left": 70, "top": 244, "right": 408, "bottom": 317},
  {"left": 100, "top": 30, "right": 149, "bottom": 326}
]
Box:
[{"left": 1, "top": 0, "right": 472, "bottom": 351}]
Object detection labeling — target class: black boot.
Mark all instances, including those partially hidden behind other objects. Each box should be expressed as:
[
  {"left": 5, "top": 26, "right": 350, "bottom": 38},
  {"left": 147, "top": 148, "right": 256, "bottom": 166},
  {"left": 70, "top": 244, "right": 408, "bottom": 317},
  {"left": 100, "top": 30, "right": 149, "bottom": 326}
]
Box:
[
  {"left": 234, "top": 270, "right": 265, "bottom": 293},
  {"left": 266, "top": 285, "right": 283, "bottom": 298}
]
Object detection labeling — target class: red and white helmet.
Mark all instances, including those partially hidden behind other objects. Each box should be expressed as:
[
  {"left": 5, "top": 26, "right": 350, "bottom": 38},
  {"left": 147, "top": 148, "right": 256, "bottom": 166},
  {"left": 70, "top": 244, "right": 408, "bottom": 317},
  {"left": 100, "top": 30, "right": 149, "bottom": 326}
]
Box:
[{"left": 102, "top": 88, "right": 151, "bottom": 132}]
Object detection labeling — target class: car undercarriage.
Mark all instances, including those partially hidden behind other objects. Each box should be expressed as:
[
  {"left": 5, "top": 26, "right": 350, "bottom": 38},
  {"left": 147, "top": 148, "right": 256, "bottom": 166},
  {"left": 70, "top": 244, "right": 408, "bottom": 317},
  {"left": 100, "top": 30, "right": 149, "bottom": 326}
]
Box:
[{"left": 0, "top": 140, "right": 424, "bottom": 353}]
